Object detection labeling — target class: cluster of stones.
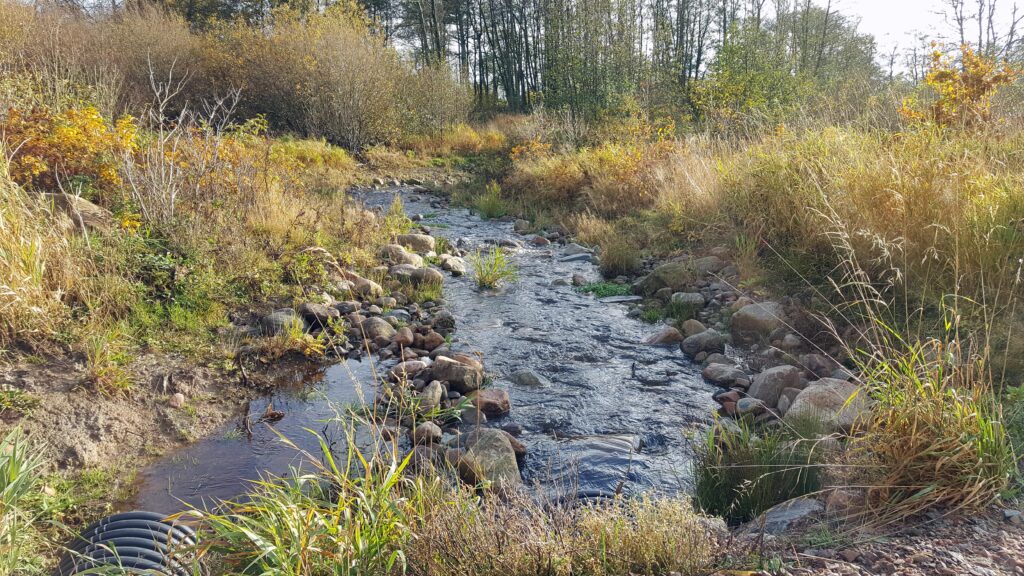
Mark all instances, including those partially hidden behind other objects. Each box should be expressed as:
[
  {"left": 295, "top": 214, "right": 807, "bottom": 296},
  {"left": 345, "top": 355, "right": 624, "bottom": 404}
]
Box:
[
  {"left": 633, "top": 250, "right": 872, "bottom": 433},
  {"left": 255, "top": 217, "right": 525, "bottom": 490}
]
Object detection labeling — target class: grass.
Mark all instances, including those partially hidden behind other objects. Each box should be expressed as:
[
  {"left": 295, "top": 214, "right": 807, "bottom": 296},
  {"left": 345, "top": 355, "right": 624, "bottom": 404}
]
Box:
[
  {"left": 408, "top": 279, "right": 444, "bottom": 304},
  {"left": 577, "top": 281, "right": 631, "bottom": 298},
  {"left": 473, "top": 181, "right": 508, "bottom": 219},
  {"left": 0, "top": 428, "right": 44, "bottom": 575},
  {"left": 471, "top": 248, "right": 517, "bottom": 289},
  {"left": 692, "top": 417, "right": 829, "bottom": 526},
  {"left": 188, "top": 412, "right": 725, "bottom": 576}
]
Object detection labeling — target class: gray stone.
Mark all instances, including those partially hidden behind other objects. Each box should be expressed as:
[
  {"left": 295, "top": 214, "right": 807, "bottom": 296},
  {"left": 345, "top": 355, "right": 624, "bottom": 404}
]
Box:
[
  {"left": 417, "top": 381, "right": 444, "bottom": 414},
  {"left": 786, "top": 378, "right": 873, "bottom": 432},
  {"left": 298, "top": 302, "right": 340, "bottom": 327},
  {"left": 259, "top": 309, "right": 305, "bottom": 336},
  {"left": 508, "top": 370, "right": 551, "bottom": 387},
  {"left": 681, "top": 319, "right": 707, "bottom": 337},
  {"left": 410, "top": 267, "right": 444, "bottom": 286},
  {"left": 633, "top": 261, "right": 695, "bottom": 296},
  {"left": 360, "top": 317, "right": 396, "bottom": 341},
  {"left": 381, "top": 244, "right": 423, "bottom": 267},
  {"left": 702, "top": 363, "right": 746, "bottom": 387},
  {"left": 395, "top": 233, "right": 435, "bottom": 253},
  {"left": 751, "top": 497, "right": 824, "bottom": 535},
  {"left": 748, "top": 365, "right": 802, "bottom": 408},
  {"left": 563, "top": 243, "right": 592, "bottom": 255},
  {"left": 432, "top": 355, "right": 484, "bottom": 393},
  {"left": 731, "top": 302, "right": 788, "bottom": 344},
  {"left": 737, "top": 397, "right": 767, "bottom": 415},
  {"left": 410, "top": 422, "right": 442, "bottom": 445},
  {"left": 599, "top": 295, "right": 643, "bottom": 304},
  {"left": 692, "top": 255, "right": 726, "bottom": 275},
  {"left": 457, "top": 428, "right": 522, "bottom": 489},
  {"left": 681, "top": 329, "right": 726, "bottom": 356}
]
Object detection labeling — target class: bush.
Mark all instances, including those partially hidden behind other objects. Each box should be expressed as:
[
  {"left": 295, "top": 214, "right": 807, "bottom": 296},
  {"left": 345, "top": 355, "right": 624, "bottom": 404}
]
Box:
[{"left": 692, "top": 419, "right": 828, "bottom": 525}]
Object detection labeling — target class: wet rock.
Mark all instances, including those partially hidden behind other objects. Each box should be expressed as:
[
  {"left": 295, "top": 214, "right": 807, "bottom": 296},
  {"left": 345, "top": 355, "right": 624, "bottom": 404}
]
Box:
[
  {"left": 786, "top": 378, "right": 872, "bottom": 432},
  {"left": 702, "top": 363, "right": 746, "bottom": 387},
  {"left": 572, "top": 273, "right": 587, "bottom": 286},
  {"left": 298, "top": 302, "right": 340, "bottom": 327},
  {"left": 563, "top": 243, "right": 592, "bottom": 255},
  {"left": 457, "top": 428, "right": 522, "bottom": 489},
  {"left": 433, "top": 355, "right": 483, "bottom": 393},
  {"left": 396, "top": 233, "right": 435, "bottom": 253},
  {"left": 259, "top": 308, "right": 305, "bottom": 336},
  {"left": 507, "top": 370, "right": 549, "bottom": 387},
  {"left": 560, "top": 253, "right": 596, "bottom": 263},
  {"left": 703, "top": 352, "right": 733, "bottom": 366},
  {"left": 440, "top": 255, "right": 466, "bottom": 276},
  {"left": 681, "top": 329, "right": 726, "bottom": 357},
  {"left": 644, "top": 327, "right": 684, "bottom": 345},
  {"left": 748, "top": 365, "right": 802, "bottom": 407},
  {"left": 431, "top": 309, "right": 456, "bottom": 332},
  {"left": 470, "top": 388, "right": 511, "bottom": 417},
  {"left": 393, "top": 327, "right": 415, "bottom": 347},
  {"left": 633, "top": 261, "right": 695, "bottom": 296},
  {"left": 381, "top": 244, "right": 423, "bottom": 267},
  {"left": 599, "top": 295, "right": 642, "bottom": 304},
  {"left": 731, "top": 301, "right": 788, "bottom": 344},
  {"left": 360, "top": 317, "right": 396, "bottom": 341},
  {"left": 410, "top": 422, "right": 442, "bottom": 445},
  {"left": 681, "top": 319, "right": 707, "bottom": 337}
]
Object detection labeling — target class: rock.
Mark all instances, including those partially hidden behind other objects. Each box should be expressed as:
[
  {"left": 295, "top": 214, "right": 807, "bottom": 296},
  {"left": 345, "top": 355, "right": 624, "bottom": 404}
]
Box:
[
  {"left": 644, "top": 327, "right": 684, "bottom": 345},
  {"left": 360, "top": 317, "right": 396, "bottom": 341},
  {"left": 169, "top": 393, "right": 186, "bottom": 408},
  {"left": 389, "top": 360, "right": 429, "bottom": 380},
  {"left": 431, "top": 309, "right": 456, "bottom": 332},
  {"left": 470, "top": 388, "right": 511, "bottom": 416},
  {"left": 388, "top": 264, "right": 418, "bottom": 284},
  {"left": 786, "top": 378, "right": 872, "bottom": 432},
  {"left": 737, "top": 397, "right": 767, "bottom": 415},
  {"left": 748, "top": 365, "right": 802, "bottom": 407},
  {"left": 571, "top": 274, "right": 587, "bottom": 286},
  {"left": 681, "top": 329, "right": 726, "bottom": 356},
  {"left": 702, "top": 363, "right": 746, "bottom": 387},
  {"left": 432, "top": 355, "right": 483, "bottom": 393},
  {"left": 298, "top": 302, "right": 340, "bottom": 327},
  {"left": 441, "top": 256, "right": 466, "bottom": 276},
  {"left": 457, "top": 428, "right": 522, "bottom": 489},
  {"left": 681, "top": 319, "right": 707, "bottom": 337},
  {"left": 42, "top": 193, "right": 113, "bottom": 231},
  {"left": 692, "top": 255, "right": 726, "bottom": 275},
  {"left": 422, "top": 331, "right": 446, "bottom": 350},
  {"left": 563, "top": 243, "right": 591, "bottom": 255},
  {"left": 417, "top": 381, "right": 444, "bottom": 413},
  {"left": 333, "top": 301, "right": 361, "bottom": 314},
  {"left": 395, "top": 233, "right": 435, "bottom": 253},
  {"left": 776, "top": 387, "right": 803, "bottom": 414},
  {"left": 529, "top": 235, "right": 550, "bottom": 246},
  {"left": 598, "top": 295, "right": 642, "bottom": 304},
  {"left": 560, "top": 253, "right": 595, "bottom": 263},
  {"left": 731, "top": 302, "right": 787, "bottom": 344},
  {"left": 393, "top": 327, "right": 415, "bottom": 347},
  {"left": 749, "top": 497, "right": 824, "bottom": 536},
  {"left": 669, "top": 292, "right": 705, "bottom": 319},
  {"left": 703, "top": 353, "right": 734, "bottom": 366},
  {"left": 778, "top": 333, "right": 803, "bottom": 352},
  {"left": 633, "top": 261, "right": 695, "bottom": 296},
  {"left": 410, "top": 422, "right": 442, "bottom": 445},
  {"left": 381, "top": 244, "right": 423, "bottom": 267},
  {"left": 514, "top": 219, "right": 530, "bottom": 233},
  {"left": 508, "top": 370, "right": 550, "bottom": 387},
  {"left": 801, "top": 353, "right": 838, "bottom": 379},
  {"left": 346, "top": 274, "right": 384, "bottom": 298},
  {"left": 259, "top": 308, "right": 305, "bottom": 336},
  {"left": 410, "top": 267, "right": 444, "bottom": 286}
]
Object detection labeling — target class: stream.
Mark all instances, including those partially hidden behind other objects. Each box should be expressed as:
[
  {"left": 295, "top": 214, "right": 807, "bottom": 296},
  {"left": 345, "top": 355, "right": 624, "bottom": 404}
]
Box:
[{"left": 133, "top": 188, "right": 717, "bottom": 512}]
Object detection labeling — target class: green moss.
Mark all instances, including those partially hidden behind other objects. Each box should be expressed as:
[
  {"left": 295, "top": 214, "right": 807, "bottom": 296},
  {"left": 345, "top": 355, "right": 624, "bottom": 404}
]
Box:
[{"left": 577, "top": 282, "right": 631, "bottom": 298}]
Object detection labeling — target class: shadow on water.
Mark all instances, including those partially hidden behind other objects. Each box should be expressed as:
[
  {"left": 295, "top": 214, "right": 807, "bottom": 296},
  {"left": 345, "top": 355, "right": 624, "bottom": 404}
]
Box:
[{"left": 132, "top": 188, "right": 717, "bottom": 512}]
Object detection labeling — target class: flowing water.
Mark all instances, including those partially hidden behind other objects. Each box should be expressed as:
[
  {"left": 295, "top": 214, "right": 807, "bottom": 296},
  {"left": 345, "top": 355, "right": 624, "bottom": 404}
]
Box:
[{"left": 133, "top": 188, "right": 717, "bottom": 512}]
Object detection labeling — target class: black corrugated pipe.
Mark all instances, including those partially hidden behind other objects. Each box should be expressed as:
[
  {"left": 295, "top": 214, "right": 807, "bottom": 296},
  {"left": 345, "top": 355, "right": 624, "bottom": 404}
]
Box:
[{"left": 56, "top": 511, "right": 205, "bottom": 576}]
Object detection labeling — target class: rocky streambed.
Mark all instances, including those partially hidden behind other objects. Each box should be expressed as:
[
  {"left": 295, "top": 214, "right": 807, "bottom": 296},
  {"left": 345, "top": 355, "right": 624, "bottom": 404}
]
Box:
[{"left": 133, "top": 188, "right": 719, "bottom": 512}]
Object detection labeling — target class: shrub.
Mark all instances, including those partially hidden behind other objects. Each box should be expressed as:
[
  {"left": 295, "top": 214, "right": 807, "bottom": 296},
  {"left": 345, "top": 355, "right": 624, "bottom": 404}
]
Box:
[
  {"left": 597, "top": 235, "right": 640, "bottom": 277},
  {"left": 471, "top": 248, "right": 517, "bottom": 289}
]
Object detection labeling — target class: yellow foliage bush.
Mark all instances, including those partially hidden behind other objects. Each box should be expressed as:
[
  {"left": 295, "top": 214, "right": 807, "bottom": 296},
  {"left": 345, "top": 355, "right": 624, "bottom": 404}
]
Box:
[{"left": 1, "top": 106, "right": 137, "bottom": 192}]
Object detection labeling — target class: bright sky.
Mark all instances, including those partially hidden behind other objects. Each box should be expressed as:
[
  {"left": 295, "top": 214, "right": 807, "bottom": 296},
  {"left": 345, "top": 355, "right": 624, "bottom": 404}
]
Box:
[{"left": 836, "top": 0, "right": 1020, "bottom": 54}]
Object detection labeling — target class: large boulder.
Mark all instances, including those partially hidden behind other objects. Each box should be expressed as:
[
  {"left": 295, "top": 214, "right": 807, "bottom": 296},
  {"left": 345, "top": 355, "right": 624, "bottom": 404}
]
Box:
[
  {"left": 380, "top": 244, "right": 423, "bottom": 267},
  {"left": 692, "top": 255, "right": 726, "bottom": 275},
  {"left": 456, "top": 429, "right": 522, "bottom": 489},
  {"left": 432, "top": 355, "right": 484, "bottom": 393},
  {"left": 632, "top": 261, "right": 695, "bottom": 296},
  {"left": 785, "top": 378, "right": 872, "bottom": 432},
  {"left": 681, "top": 329, "right": 726, "bottom": 357},
  {"left": 395, "top": 233, "right": 436, "bottom": 253},
  {"left": 410, "top": 267, "right": 444, "bottom": 286},
  {"left": 298, "top": 302, "right": 340, "bottom": 327},
  {"left": 731, "top": 302, "right": 787, "bottom": 344},
  {"left": 341, "top": 272, "right": 384, "bottom": 299},
  {"left": 259, "top": 308, "right": 305, "bottom": 336},
  {"left": 748, "top": 365, "right": 802, "bottom": 408},
  {"left": 360, "top": 317, "right": 396, "bottom": 341}
]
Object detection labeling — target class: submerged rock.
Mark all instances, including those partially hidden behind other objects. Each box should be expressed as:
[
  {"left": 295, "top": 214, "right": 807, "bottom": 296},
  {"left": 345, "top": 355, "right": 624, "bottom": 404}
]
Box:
[{"left": 457, "top": 428, "right": 521, "bottom": 489}]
